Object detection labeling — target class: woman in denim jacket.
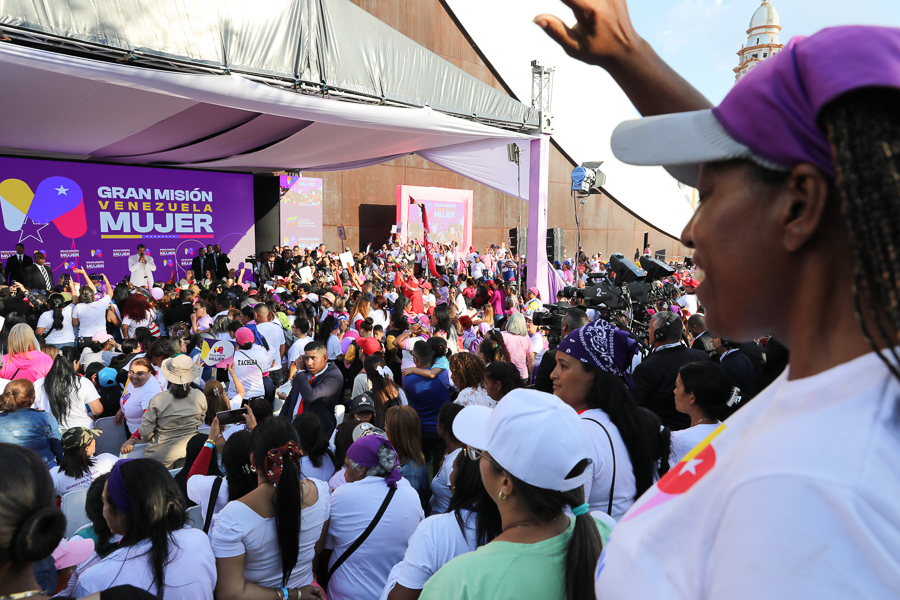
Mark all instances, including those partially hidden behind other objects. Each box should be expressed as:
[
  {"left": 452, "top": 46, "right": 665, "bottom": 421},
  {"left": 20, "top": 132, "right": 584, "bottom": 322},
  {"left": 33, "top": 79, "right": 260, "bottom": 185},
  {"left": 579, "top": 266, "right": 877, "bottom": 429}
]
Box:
[{"left": 0, "top": 379, "right": 62, "bottom": 467}]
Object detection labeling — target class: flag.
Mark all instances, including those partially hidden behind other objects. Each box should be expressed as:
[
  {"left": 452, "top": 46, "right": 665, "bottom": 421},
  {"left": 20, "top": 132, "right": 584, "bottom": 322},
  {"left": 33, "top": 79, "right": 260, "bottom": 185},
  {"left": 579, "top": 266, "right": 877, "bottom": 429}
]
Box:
[{"left": 411, "top": 197, "right": 439, "bottom": 278}]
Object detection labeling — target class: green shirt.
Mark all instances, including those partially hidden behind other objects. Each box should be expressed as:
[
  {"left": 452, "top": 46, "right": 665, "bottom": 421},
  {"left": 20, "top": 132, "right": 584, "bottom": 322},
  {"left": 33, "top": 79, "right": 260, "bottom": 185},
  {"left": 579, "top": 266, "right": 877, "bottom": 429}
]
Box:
[{"left": 420, "top": 516, "right": 612, "bottom": 600}]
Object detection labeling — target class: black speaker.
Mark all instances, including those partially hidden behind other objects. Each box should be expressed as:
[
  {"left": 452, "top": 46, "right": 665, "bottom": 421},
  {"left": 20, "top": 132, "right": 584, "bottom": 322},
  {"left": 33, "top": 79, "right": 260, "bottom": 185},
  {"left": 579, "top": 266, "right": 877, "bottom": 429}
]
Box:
[
  {"left": 509, "top": 227, "right": 527, "bottom": 257},
  {"left": 546, "top": 228, "right": 564, "bottom": 263},
  {"left": 609, "top": 253, "right": 647, "bottom": 284}
]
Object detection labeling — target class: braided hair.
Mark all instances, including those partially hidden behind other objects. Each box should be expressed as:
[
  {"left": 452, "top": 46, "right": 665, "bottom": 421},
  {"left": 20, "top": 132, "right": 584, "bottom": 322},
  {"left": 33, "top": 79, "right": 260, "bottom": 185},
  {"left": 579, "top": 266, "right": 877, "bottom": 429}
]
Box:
[{"left": 820, "top": 88, "right": 900, "bottom": 384}]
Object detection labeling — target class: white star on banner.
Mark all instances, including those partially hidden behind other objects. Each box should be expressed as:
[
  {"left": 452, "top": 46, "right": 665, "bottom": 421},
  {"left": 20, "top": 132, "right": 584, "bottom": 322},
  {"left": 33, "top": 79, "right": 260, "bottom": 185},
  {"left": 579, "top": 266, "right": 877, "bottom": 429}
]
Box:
[
  {"left": 55, "top": 185, "right": 69, "bottom": 196},
  {"left": 681, "top": 457, "right": 703, "bottom": 476},
  {"left": 18, "top": 218, "right": 48, "bottom": 243}
]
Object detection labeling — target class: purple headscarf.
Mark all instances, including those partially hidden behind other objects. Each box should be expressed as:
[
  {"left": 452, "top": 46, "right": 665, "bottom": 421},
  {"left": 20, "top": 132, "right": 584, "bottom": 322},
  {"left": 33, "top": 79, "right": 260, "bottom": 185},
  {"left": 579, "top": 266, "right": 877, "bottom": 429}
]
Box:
[
  {"left": 556, "top": 318, "right": 639, "bottom": 390},
  {"left": 106, "top": 459, "right": 135, "bottom": 515},
  {"left": 346, "top": 435, "right": 402, "bottom": 489}
]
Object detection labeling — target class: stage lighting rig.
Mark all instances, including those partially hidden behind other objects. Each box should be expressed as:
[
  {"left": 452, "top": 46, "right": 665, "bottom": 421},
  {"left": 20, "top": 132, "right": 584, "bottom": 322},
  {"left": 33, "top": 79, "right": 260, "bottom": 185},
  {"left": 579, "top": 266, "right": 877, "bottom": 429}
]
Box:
[{"left": 571, "top": 162, "right": 607, "bottom": 195}]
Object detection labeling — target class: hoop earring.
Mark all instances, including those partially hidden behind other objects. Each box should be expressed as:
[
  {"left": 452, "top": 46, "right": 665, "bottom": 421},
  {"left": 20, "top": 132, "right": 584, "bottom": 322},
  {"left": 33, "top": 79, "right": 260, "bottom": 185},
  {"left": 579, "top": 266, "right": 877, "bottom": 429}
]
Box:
[{"left": 499, "top": 491, "right": 507, "bottom": 501}]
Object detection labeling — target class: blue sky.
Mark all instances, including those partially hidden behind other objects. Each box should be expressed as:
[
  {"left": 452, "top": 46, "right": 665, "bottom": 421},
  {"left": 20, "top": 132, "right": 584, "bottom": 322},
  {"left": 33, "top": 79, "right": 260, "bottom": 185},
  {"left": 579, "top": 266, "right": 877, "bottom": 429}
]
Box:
[{"left": 630, "top": 0, "right": 900, "bottom": 103}]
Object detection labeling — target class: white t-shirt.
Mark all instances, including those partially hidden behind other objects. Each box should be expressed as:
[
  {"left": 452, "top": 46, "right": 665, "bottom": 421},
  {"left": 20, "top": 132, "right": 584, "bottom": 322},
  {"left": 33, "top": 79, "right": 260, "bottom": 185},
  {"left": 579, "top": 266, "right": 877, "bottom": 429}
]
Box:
[
  {"left": 256, "top": 321, "right": 286, "bottom": 370},
  {"left": 326, "top": 335, "right": 342, "bottom": 360},
  {"left": 187, "top": 475, "right": 230, "bottom": 525},
  {"left": 120, "top": 377, "right": 163, "bottom": 429},
  {"left": 430, "top": 447, "right": 462, "bottom": 515},
  {"left": 595, "top": 352, "right": 900, "bottom": 600},
  {"left": 230, "top": 346, "right": 268, "bottom": 398},
  {"left": 211, "top": 478, "right": 329, "bottom": 588},
  {"left": 37, "top": 305, "right": 76, "bottom": 344},
  {"left": 33, "top": 376, "right": 99, "bottom": 430},
  {"left": 529, "top": 331, "right": 546, "bottom": 366},
  {"left": 72, "top": 296, "right": 112, "bottom": 338},
  {"left": 326, "top": 476, "right": 424, "bottom": 600},
  {"left": 668, "top": 423, "right": 721, "bottom": 467},
  {"left": 396, "top": 509, "right": 478, "bottom": 590},
  {"left": 581, "top": 408, "right": 636, "bottom": 521},
  {"left": 75, "top": 528, "right": 216, "bottom": 599},
  {"left": 122, "top": 309, "right": 157, "bottom": 337},
  {"left": 301, "top": 456, "right": 336, "bottom": 483},
  {"left": 423, "top": 293, "right": 436, "bottom": 306},
  {"left": 454, "top": 386, "right": 496, "bottom": 408},
  {"left": 676, "top": 293, "right": 699, "bottom": 314},
  {"left": 49, "top": 453, "right": 118, "bottom": 496},
  {"left": 287, "top": 336, "right": 312, "bottom": 365}
]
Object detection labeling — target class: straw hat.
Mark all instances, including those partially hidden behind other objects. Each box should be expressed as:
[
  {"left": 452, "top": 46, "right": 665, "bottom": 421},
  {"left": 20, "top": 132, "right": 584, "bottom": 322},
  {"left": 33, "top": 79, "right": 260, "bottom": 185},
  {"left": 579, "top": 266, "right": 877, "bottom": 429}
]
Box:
[{"left": 160, "top": 354, "right": 201, "bottom": 386}]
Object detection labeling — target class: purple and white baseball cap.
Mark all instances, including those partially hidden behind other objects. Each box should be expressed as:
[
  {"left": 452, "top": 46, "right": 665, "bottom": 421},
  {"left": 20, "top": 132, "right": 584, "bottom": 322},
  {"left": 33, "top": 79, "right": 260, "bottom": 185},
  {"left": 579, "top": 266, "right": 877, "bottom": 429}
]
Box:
[{"left": 611, "top": 26, "right": 900, "bottom": 187}]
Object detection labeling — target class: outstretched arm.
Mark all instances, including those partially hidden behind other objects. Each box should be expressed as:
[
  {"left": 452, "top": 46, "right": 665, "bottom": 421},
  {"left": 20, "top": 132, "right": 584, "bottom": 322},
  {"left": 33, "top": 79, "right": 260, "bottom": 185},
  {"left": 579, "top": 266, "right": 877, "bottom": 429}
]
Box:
[{"left": 534, "top": 0, "right": 712, "bottom": 116}]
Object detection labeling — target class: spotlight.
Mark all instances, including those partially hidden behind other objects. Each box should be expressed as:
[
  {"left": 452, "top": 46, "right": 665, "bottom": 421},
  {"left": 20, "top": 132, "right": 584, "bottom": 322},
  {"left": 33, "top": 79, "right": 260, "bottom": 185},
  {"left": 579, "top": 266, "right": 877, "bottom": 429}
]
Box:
[{"left": 571, "top": 162, "right": 607, "bottom": 194}]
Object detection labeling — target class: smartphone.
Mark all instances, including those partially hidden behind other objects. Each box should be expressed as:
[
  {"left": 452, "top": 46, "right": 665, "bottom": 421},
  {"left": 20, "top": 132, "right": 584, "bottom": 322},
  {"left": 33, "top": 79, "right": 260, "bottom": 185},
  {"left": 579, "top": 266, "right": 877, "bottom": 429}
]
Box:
[{"left": 216, "top": 408, "right": 247, "bottom": 426}]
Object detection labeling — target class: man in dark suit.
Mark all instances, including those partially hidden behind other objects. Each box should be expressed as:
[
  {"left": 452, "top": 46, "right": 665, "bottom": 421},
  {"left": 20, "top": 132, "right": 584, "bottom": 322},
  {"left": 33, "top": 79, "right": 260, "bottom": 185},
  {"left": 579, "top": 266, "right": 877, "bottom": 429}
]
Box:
[
  {"left": 190, "top": 247, "right": 206, "bottom": 279},
  {"left": 281, "top": 341, "right": 343, "bottom": 437},
  {"left": 207, "top": 244, "right": 230, "bottom": 279},
  {"left": 5, "top": 243, "right": 32, "bottom": 285},
  {"left": 632, "top": 312, "right": 710, "bottom": 430},
  {"left": 20, "top": 251, "right": 54, "bottom": 291},
  {"left": 165, "top": 289, "right": 195, "bottom": 329},
  {"left": 687, "top": 314, "right": 715, "bottom": 355},
  {"left": 258, "top": 251, "right": 282, "bottom": 283},
  {"left": 712, "top": 337, "right": 760, "bottom": 402}
]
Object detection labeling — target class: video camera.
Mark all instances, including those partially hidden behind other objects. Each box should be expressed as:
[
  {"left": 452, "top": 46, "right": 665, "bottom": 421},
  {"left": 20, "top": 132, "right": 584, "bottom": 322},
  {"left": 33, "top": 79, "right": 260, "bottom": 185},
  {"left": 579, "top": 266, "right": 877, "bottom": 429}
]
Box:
[{"left": 532, "top": 303, "right": 568, "bottom": 348}]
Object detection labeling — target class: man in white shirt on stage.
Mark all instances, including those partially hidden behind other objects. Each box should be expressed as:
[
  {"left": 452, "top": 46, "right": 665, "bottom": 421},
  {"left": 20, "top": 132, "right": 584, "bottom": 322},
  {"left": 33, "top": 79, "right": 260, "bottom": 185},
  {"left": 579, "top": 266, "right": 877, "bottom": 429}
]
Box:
[{"left": 127, "top": 244, "right": 156, "bottom": 287}]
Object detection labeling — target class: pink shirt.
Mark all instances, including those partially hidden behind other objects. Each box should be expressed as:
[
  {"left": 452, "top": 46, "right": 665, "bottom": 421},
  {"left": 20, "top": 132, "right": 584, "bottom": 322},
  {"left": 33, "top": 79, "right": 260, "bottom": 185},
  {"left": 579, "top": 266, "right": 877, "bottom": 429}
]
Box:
[
  {"left": 500, "top": 332, "right": 534, "bottom": 380},
  {"left": 0, "top": 351, "right": 53, "bottom": 382}
]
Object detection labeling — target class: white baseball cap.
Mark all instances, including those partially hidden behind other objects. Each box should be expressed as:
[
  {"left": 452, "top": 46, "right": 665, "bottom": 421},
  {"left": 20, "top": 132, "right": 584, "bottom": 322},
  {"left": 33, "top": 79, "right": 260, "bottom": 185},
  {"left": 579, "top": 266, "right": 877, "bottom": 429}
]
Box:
[{"left": 452, "top": 389, "right": 593, "bottom": 492}]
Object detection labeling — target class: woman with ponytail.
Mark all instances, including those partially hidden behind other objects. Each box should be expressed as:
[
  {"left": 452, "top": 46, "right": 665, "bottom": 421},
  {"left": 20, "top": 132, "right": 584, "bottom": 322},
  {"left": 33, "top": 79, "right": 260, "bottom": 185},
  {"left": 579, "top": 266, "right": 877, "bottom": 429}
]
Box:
[
  {"left": 75, "top": 458, "right": 216, "bottom": 599},
  {"left": 551, "top": 318, "right": 665, "bottom": 521},
  {"left": 422, "top": 390, "right": 610, "bottom": 600},
  {"left": 292, "top": 412, "right": 336, "bottom": 482},
  {"left": 352, "top": 354, "right": 407, "bottom": 427},
  {"left": 0, "top": 444, "right": 67, "bottom": 600},
  {"left": 211, "top": 417, "right": 329, "bottom": 600},
  {"left": 35, "top": 293, "right": 76, "bottom": 349},
  {"left": 35, "top": 345, "right": 103, "bottom": 430}
]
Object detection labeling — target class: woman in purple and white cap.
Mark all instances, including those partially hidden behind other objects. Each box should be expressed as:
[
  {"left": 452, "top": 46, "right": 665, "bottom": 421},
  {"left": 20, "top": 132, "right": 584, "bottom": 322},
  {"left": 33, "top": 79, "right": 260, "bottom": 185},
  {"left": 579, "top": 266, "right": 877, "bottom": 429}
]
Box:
[{"left": 537, "top": 1, "right": 900, "bottom": 597}]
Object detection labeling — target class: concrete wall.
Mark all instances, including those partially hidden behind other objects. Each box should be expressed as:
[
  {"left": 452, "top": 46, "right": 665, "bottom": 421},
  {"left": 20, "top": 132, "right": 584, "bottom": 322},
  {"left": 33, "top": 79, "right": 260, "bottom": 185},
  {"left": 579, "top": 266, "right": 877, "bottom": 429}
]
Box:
[{"left": 304, "top": 0, "right": 691, "bottom": 262}]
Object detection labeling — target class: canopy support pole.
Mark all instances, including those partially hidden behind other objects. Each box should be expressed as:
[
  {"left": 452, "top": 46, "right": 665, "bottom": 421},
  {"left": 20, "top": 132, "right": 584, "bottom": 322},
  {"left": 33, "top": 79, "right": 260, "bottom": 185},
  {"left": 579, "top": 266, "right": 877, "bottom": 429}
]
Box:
[{"left": 526, "top": 135, "right": 550, "bottom": 303}]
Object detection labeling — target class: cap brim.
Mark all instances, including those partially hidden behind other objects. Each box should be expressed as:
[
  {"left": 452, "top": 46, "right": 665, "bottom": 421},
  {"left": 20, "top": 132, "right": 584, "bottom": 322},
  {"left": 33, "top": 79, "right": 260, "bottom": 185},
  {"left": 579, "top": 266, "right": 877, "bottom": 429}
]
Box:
[
  {"left": 452, "top": 405, "right": 493, "bottom": 451},
  {"left": 611, "top": 109, "right": 756, "bottom": 188}
]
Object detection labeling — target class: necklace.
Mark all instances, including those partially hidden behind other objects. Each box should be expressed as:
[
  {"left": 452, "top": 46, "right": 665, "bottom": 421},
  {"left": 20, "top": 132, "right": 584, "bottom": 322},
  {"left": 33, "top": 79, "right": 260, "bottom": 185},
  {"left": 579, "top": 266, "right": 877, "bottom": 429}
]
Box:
[
  {"left": 693, "top": 417, "right": 717, "bottom": 426},
  {"left": 0, "top": 591, "right": 44, "bottom": 600}
]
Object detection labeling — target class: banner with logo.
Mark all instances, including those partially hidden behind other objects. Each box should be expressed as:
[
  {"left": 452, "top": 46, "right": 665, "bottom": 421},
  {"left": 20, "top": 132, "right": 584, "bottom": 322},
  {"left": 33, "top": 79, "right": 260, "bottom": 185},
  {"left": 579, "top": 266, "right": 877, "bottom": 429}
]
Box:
[
  {"left": 395, "top": 186, "right": 473, "bottom": 252},
  {"left": 0, "top": 156, "right": 255, "bottom": 284},
  {"left": 200, "top": 338, "right": 236, "bottom": 368},
  {"left": 279, "top": 175, "right": 322, "bottom": 249}
]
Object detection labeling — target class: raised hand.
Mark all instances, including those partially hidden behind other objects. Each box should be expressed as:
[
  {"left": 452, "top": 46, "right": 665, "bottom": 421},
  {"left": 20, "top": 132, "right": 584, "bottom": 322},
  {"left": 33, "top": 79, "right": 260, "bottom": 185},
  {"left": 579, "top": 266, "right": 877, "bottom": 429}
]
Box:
[{"left": 533, "top": 0, "right": 640, "bottom": 68}]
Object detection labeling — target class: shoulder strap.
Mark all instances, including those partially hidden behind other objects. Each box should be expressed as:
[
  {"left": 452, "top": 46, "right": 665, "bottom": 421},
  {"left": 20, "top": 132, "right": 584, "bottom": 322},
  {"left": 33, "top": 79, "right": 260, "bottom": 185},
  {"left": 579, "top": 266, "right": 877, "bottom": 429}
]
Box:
[
  {"left": 325, "top": 485, "right": 396, "bottom": 586},
  {"left": 203, "top": 477, "right": 223, "bottom": 533},
  {"left": 584, "top": 418, "right": 616, "bottom": 516}
]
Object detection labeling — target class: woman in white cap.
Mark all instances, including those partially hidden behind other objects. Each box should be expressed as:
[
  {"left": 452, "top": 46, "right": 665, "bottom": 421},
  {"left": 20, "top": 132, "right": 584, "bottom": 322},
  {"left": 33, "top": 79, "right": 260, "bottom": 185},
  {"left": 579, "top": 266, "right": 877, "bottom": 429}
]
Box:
[
  {"left": 120, "top": 354, "right": 206, "bottom": 468},
  {"left": 535, "top": 1, "right": 900, "bottom": 597},
  {"left": 421, "top": 389, "right": 611, "bottom": 600}
]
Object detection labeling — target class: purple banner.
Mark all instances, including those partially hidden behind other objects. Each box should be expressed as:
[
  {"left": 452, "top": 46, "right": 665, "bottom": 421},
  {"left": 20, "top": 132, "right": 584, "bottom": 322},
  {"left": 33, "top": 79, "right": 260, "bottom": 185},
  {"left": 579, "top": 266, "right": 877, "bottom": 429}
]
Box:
[
  {"left": 279, "top": 175, "right": 322, "bottom": 249},
  {"left": 0, "top": 156, "right": 255, "bottom": 285}
]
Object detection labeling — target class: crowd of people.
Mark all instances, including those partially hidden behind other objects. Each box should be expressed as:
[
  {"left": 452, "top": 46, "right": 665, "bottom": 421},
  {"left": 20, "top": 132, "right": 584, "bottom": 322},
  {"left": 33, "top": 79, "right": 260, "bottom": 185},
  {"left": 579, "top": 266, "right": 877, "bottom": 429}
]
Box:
[{"left": 2, "top": 2, "right": 900, "bottom": 599}]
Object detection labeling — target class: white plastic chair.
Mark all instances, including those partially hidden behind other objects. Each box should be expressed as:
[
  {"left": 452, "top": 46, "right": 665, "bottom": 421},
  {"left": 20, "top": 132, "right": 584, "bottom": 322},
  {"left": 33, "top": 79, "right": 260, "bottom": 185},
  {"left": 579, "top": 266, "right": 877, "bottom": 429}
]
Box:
[
  {"left": 185, "top": 505, "right": 204, "bottom": 529},
  {"left": 61, "top": 489, "right": 90, "bottom": 539},
  {"left": 335, "top": 404, "right": 345, "bottom": 426},
  {"left": 120, "top": 443, "right": 147, "bottom": 459},
  {"left": 93, "top": 416, "right": 126, "bottom": 457}
]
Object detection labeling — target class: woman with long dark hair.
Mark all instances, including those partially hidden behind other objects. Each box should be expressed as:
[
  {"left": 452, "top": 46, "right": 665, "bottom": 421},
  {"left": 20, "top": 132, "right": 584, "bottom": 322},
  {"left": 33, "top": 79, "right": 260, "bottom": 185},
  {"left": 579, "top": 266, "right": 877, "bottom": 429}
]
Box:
[
  {"left": 74, "top": 458, "right": 216, "bottom": 598},
  {"left": 0, "top": 443, "right": 67, "bottom": 600},
  {"left": 356, "top": 354, "right": 406, "bottom": 427},
  {"left": 211, "top": 417, "right": 329, "bottom": 600},
  {"left": 483, "top": 361, "right": 521, "bottom": 404},
  {"left": 292, "top": 412, "right": 336, "bottom": 482},
  {"left": 36, "top": 345, "right": 102, "bottom": 430},
  {"left": 431, "top": 305, "right": 459, "bottom": 355},
  {"left": 551, "top": 318, "right": 667, "bottom": 520},
  {"left": 49, "top": 427, "right": 118, "bottom": 496},
  {"left": 421, "top": 390, "right": 610, "bottom": 600},
  {"left": 186, "top": 421, "right": 256, "bottom": 525},
  {"left": 387, "top": 448, "right": 501, "bottom": 600},
  {"left": 670, "top": 362, "right": 738, "bottom": 465},
  {"left": 0, "top": 311, "right": 28, "bottom": 356},
  {"left": 35, "top": 293, "right": 76, "bottom": 349},
  {"left": 384, "top": 405, "right": 429, "bottom": 512}
]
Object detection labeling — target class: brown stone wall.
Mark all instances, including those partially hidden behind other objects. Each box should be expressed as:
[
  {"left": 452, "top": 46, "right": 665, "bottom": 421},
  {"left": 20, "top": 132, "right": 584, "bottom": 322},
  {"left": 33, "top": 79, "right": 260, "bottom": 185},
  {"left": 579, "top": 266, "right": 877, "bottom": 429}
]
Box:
[{"left": 305, "top": 0, "right": 690, "bottom": 263}]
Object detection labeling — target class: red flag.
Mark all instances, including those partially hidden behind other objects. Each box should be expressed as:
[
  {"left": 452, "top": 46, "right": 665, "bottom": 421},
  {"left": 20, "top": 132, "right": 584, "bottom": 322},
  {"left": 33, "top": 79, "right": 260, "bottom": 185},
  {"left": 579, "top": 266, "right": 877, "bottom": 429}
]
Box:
[{"left": 411, "top": 198, "right": 439, "bottom": 278}]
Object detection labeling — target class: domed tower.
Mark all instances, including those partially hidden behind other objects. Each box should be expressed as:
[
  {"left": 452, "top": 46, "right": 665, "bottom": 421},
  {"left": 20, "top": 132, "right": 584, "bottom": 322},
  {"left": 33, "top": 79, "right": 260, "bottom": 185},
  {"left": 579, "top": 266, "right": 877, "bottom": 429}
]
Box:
[{"left": 734, "top": 1, "right": 785, "bottom": 81}]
